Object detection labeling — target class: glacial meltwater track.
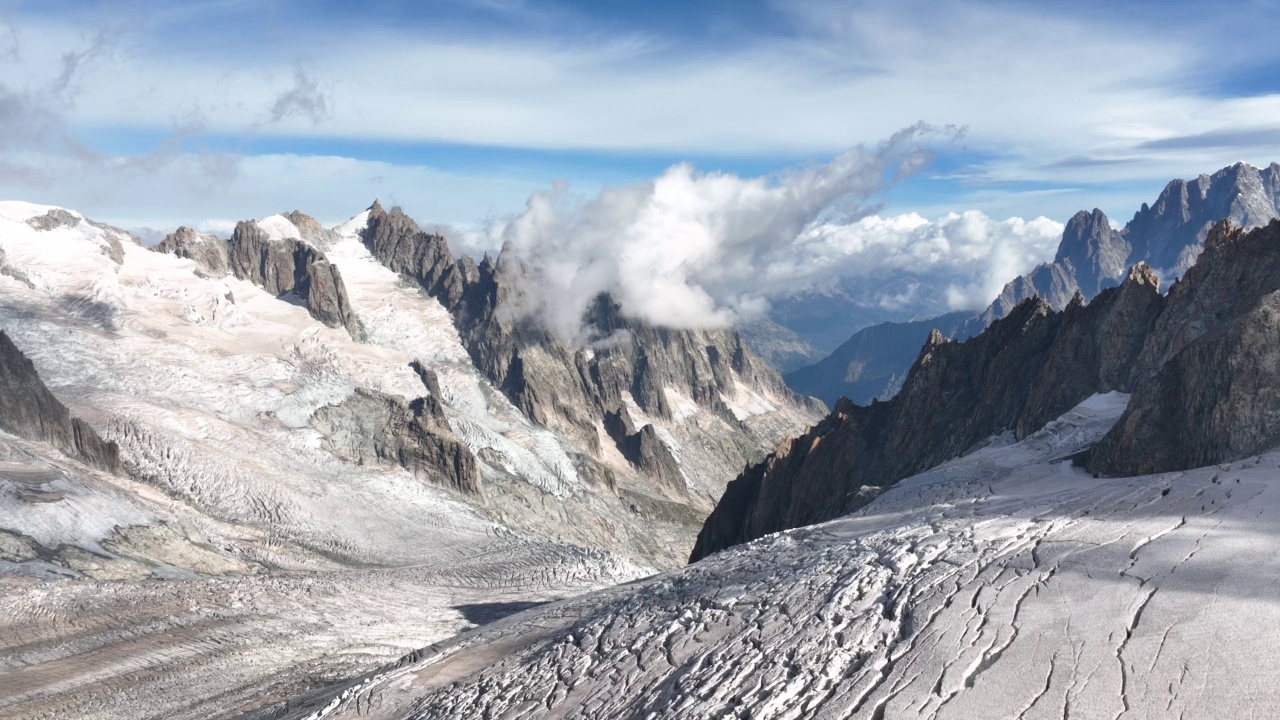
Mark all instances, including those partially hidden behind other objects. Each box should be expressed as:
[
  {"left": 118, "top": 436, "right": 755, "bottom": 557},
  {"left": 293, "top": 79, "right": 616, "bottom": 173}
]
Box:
[{"left": 280, "top": 392, "right": 1280, "bottom": 719}]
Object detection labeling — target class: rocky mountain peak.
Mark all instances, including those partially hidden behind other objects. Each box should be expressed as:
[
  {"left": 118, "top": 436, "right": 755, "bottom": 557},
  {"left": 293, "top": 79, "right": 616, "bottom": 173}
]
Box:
[
  {"left": 967, "top": 162, "right": 1280, "bottom": 344},
  {"left": 1127, "top": 161, "right": 1279, "bottom": 274},
  {"left": 361, "top": 200, "right": 465, "bottom": 307},
  {"left": 356, "top": 204, "right": 822, "bottom": 516},
  {"left": 921, "top": 327, "right": 948, "bottom": 354},
  {"left": 1053, "top": 208, "right": 1129, "bottom": 295},
  {"left": 165, "top": 218, "right": 357, "bottom": 333},
  {"left": 157, "top": 225, "right": 229, "bottom": 277}
]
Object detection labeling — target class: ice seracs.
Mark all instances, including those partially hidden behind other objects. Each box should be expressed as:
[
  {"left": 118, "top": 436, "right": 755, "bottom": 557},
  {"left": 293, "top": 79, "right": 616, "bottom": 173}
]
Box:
[{"left": 274, "top": 389, "right": 1280, "bottom": 719}]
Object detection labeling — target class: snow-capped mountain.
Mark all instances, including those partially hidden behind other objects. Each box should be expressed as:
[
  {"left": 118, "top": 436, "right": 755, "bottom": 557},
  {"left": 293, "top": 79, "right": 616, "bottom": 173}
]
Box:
[
  {"left": 0, "top": 200, "right": 819, "bottom": 718},
  {"left": 7, "top": 184, "right": 1280, "bottom": 720}
]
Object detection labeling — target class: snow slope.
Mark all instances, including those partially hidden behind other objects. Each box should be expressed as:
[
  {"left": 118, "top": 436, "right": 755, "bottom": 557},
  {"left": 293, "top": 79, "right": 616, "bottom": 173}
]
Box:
[
  {"left": 0, "top": 200, "right": 817, "bottom": 718},
  {"left": 0, "top": 203, "right": 647, "bottom": 718},
  {"left": 282, "top": 391, "right": 1280, "bottom": 719}
]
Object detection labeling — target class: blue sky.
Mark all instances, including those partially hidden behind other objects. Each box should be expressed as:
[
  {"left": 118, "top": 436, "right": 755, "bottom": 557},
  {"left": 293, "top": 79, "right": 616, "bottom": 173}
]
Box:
[{"left": 2, "top": 0, "right": 1280, "bottom": 234}]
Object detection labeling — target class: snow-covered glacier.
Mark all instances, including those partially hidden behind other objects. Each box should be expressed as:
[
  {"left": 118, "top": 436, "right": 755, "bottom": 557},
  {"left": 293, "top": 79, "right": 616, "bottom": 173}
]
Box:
[{"left": 277, "top": 390, "right": 1280, "bottom": 719}]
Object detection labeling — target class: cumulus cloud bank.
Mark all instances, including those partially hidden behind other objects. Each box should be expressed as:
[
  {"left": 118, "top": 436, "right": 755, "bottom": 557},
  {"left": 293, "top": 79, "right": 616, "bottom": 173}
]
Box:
[
  {"left": 488, "top": 126, "right": 1062, "bottom": 340},
  {"left": 797, "top": 211, "right": 1064, "bottom": 313}
]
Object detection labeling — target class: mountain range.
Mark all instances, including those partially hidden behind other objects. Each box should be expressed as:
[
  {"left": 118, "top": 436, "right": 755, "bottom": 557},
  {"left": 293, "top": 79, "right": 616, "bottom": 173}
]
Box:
[
  {"left": 6, "top": 163, "right": 1280, "bottom": 719},
  {"left": 260, "top": 214, "right": 1280, "bottom": 720},
  {"left": 0, "top": 199, "right": 819, "bottom": 718},
  {"left": 784, "top": 161, "right": 1280, "bottom": 407}
]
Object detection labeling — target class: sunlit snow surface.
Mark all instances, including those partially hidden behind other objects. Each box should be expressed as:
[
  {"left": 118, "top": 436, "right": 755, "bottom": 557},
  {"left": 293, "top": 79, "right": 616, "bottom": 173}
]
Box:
[
  {"left": 289, "top": 391, "right": 1280, "bottom": 720},
  {"left": 0, "top": 202, "right": 606, "bottom": 564},
  {"left": 0, "top": 203, "right": 647, "bottom": 719}
]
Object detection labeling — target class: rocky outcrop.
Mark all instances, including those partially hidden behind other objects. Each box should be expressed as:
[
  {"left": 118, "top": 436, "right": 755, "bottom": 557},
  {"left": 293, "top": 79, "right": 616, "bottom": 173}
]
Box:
[
  {"left": 225, "top": 220, "right": 356, "bottom": 332},
  {"left": 692, "top": 266, "right": 1165, "bottom": 561},
  {"left": 284, "top": 210, "right": 338, "bottom": 247},
  {"left": 26, "top": 208, "right": 127, "bottom": 264},
  {"left": 156, "top": 227, "right": 229, "bottom": 277},
  {"left": 310, "top": 385, "right": 481, "bottom": 496},
  {"left": 603, "top": 406, "right": 687, "bottom": 499},
  {"left": 153, "top": 218, "right": 357, "bottom": 333},
  {"left": 1087, "top": 220, "right": 1280, "bottom": 475},
  {"left": 0, "top": 330, "right": 123, "bottom": 474},
  {"left": 359, "top": 202, "right": 822, "bottom": 503},
  {"left": 25, "top": 208, "right": 81, "bottom": 232}
]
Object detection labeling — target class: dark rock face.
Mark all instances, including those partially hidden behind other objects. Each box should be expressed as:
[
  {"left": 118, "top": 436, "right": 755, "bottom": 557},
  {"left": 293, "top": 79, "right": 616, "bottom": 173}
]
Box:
[
  {"left": 310, "top": 385, "right": 481, "bottom": 496},
  {"left": 700, "top": 218, "right": 1280, "bottom": 561},
  {"left": 1088, "top": 220, "right": 1280, "bottom": 476},
  {"left": 362, "top": 202, "right": 475, "bottom": 309},
  {"left": 225, "top": 221, "right": 356, "bottom": 332},
  {"left": 0, "top": 331, "right": 123, "bottom": 474},
  {"left": 691, "top": 267, "right": 1165, "bottom": 562},
  {"left": 603, "top": 406, "right": 687, "bottom": 499},
  {"left": 1015, "top": 264, "right": 1163, "bottom": 436},
  {"left": 360, "top": 202, "right": 819, "bottom": 500},
  {"left": 156, "top": 227, "right": 230, "bottom": 277}
]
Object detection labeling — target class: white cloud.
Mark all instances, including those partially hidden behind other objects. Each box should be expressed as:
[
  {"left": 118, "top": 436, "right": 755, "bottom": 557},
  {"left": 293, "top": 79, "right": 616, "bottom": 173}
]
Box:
[
  {"left": 0, "top": 140, "right": 1064, "bottom": 338},
  {"left": 482, "top": 129, "right": 1062, "bottom": 339},
  {"left": 6, "top": 2, "right": 1277, "bottom": 178},
  {"left": 794, "top": 211, "right": 1064, "bottom": 313},
  {"left": 2, "top": 2, "right": 1277, "bottom": 226}
]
